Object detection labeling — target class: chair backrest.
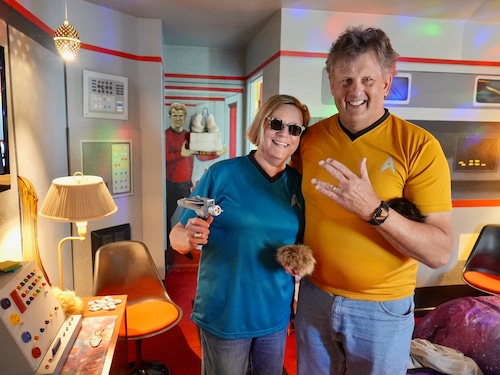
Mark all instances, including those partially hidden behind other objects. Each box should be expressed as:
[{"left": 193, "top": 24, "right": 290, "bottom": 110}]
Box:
[
  {"left": 93, "top": 240, "right": 174, "bottom": 305},
  {"left": 464, "top": 224, "right": 500, "bottom": 276}
]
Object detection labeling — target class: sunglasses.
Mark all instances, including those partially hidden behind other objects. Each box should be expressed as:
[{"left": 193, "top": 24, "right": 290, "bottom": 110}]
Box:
[{"left": 267, "top": 117, "right": 305, "bottom": 137}]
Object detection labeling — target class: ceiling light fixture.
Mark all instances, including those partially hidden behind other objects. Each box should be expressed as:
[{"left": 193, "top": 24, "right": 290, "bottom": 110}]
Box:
[{"left": 53, "top": 0, "right": 81, "bottom": 60}]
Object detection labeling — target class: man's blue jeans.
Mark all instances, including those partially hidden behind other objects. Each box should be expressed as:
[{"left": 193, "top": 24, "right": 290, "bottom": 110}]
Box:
[
  {"left": 295, "top": 277, "right": 414, "bottom": 375},
  {"left": 199, "top": 326, "right": 288, "bottom": 375}
]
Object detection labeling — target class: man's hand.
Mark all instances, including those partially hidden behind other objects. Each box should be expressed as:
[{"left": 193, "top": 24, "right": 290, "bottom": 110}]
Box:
[
  {"left": 311, "top": 157, "right": 381, "bottom": 221},
  {"left": 181, "top": 141, "right": 198, "bottom": 157}
]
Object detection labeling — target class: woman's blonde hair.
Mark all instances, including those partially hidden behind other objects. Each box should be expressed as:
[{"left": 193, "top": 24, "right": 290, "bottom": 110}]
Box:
[{"left": 246, "top": 94, "right": 310, "bottom": 146}]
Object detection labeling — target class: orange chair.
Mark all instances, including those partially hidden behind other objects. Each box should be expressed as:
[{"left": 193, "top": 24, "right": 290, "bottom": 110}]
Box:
[
  {"left": 462, "top": 224, "right": 500, "bottom": 295},
  {"left": 93, "top": 240, "right": 183, "bottom": 375}
]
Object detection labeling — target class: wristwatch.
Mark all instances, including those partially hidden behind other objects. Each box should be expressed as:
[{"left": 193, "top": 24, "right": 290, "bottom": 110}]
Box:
[{"left": 368, "top": 201, "right": 389, "bottom": 226}]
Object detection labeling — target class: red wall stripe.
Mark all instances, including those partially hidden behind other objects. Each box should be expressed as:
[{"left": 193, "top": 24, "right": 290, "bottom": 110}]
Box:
[
  {"left": 165, "top": 102, "right": 198, "bottom": 107},
  {"left": 165, "top": 85, "right": 243, "bottom": 93},
  {"left": 4, "top": 0, "right": 53, "bottom": 35},
  {"left": 164, "top": 72, "right": 246, "bottom": 81},
  {"left": 398, "top": 56, "right": 500, "bottom": 67},
  {"left": 81, "top": 43, "right": 161, "bottom": 62},
  {"left": 229, "top": 104, "right": 237, "bottom": 158},
  {"left": 164, "top": 96, "right": 226, "bottom": 101}
]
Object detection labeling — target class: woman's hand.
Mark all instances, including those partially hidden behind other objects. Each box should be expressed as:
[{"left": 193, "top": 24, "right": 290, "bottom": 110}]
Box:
[{"left": 169, "top": 216, "right": 214, "bottom": 253}]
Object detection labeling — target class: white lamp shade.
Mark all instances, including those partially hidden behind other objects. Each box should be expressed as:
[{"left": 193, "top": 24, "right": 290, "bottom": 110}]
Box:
[{"left": 39, "top": 174, "right": 117, "bottom": 222}]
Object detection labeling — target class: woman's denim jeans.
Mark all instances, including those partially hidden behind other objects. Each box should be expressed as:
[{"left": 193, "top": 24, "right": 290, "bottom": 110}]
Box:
[{"left": 199, "top": 326, "right": 288, "bottom": 375}]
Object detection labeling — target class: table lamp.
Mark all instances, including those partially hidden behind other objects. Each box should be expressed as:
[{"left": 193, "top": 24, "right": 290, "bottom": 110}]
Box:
[{"left": 39, "top": 172, "right": 117, "bottom": 290}]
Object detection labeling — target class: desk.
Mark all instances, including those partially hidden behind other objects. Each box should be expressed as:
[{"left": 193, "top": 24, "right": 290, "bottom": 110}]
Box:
[{"left": 61, "top": 295, "right": 128, "bottom": 375}]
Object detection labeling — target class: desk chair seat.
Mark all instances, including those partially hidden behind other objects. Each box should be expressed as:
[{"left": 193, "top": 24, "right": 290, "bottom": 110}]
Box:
[
  {"left": 94, "top": 240, "right": 183, "bottom": 375},
  {"left": 463, "top": 224, "right": 500, "bottom": 295}
]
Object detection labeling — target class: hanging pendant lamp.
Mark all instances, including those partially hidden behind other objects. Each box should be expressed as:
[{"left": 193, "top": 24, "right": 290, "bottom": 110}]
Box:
[{"left": 53, "top": 1, "right": 81, "bottom": 60}]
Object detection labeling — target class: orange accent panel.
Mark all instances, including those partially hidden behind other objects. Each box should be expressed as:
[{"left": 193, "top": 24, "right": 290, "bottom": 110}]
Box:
[
  {"left": 453, "top": 199, "right": 500, "bottom": 207},
  {"left": 123, "top": 301, "right": 179, "bottom": 338},
  {"left": 463, "top": 271, "right": 500, "bottom": 294}
]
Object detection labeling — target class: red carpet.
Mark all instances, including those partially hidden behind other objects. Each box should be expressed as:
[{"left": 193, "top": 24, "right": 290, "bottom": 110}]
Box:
[{"left": 127, "top": 256, "right": 297, "bottom": 374}]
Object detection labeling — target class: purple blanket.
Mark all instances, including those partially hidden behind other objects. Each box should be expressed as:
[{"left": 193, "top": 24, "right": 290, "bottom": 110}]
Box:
[{"left": 413, "top": 296, "right": 500, "bottom": 375}]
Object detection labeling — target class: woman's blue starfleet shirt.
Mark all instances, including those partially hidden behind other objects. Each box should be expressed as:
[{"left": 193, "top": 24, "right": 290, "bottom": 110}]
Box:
[{"left": 178, "top": 153, "right": 304, "bottom": 339}]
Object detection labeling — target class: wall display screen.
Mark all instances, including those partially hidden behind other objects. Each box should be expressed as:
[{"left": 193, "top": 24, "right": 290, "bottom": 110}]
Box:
[
  {"left": 82, "top": 141, "right": 132, "bottom": 196},
  {"left": 474, "top": 75, "right": 500, "bottom": 106},
  {"left": 385, "top": 73, "right": 411, "bottom": 104},
  {"left": 454, "top": 137, "right": 498, "bottom": 172}
]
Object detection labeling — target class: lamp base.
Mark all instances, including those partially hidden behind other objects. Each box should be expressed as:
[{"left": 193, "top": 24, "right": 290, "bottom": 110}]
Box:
[{"left": 129, "top": 360, "right": 170, "bottom": 375}]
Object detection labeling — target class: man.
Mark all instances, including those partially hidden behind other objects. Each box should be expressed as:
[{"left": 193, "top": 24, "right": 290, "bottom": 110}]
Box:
[
  {"left": 165, "top": 103, "right": 225, "bottom": 258},
  {"left": 291, "top": 26, "right": 454, "bottom": 375},
  {"left": 165, "top": 102, "right": 194, "bottom": 248}
]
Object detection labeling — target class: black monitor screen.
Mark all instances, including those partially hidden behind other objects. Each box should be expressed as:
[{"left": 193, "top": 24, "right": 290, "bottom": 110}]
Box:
[{"left": 455, "top": 136, "right": 499, "bottom": 171}]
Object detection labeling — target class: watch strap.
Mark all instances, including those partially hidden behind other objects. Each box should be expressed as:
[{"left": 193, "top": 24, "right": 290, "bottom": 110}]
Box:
[{"left": 368, "top": 201, "right": 389, "bottom": 226}]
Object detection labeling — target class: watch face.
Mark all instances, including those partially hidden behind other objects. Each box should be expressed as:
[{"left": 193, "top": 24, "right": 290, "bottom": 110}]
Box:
[{"left": 370, "top": 201, "right": 389, "bottom": 225}]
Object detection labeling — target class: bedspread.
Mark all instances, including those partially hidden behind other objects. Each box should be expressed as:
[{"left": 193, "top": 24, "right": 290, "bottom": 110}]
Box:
[{"left": 413, "top": 295, "right": 500, "bottom": 375}]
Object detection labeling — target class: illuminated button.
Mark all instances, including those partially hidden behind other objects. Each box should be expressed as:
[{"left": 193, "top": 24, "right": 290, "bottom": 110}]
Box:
[
  {"left": 9, "top": 313, "right": 21, "bottom": 325},
  {"left": 0, "top": 298, "right": 11, "bottom": 309},
  {"left": 21, "top": 331, "right": 32, "bottom": 343},
  {"left": 31, "top": 347, "right": 42, "bottom": 359}
]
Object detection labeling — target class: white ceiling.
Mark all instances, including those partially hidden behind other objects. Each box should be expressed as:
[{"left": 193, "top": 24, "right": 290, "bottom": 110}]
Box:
[{"left": 82, "top": 0, "right": 500, "bottom": 49}]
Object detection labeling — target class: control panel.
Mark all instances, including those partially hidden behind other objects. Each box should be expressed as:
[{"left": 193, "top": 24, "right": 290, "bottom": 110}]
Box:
[
  {"left": 0, "top": 262, "right": 82, "bottom": 375},
  {"left": 83, "top": 70, "right": 128, "bottom": 120}
]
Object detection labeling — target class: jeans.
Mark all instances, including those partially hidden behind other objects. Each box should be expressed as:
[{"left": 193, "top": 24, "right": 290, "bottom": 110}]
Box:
[
  {"left": 295, "top": 278, "right": 414, "bottom": 375},
  {"left": 199, "top": 326, "right": 288, "bottom": 375}
]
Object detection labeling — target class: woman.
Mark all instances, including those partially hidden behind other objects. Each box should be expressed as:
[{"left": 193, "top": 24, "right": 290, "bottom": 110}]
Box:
[{"left": 170, "top": 94, "right": 310, "bottom": 375}]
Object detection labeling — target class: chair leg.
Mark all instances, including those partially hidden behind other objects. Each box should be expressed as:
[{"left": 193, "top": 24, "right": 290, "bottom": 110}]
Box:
[{"left": 129, "top": 339, "right": 171, "bottom": 375}]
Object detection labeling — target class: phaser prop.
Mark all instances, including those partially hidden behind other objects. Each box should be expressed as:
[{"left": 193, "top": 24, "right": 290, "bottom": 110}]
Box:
[
  {"left": 176, "top": 196, "right": 222, "bottom": 259},
  {"left": 177, "top": 196, "right": 223, "bottom": 219}
]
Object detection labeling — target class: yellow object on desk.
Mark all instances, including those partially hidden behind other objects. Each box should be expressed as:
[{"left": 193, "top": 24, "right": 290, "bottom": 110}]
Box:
[{"left": 0, "top": 260, "right": 21, "bottom": 272}]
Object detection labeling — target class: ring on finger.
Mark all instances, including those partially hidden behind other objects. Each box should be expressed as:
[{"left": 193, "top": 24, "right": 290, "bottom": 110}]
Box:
[{"left": 194, "top": 232, "right": 202, "bottom": 238}]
